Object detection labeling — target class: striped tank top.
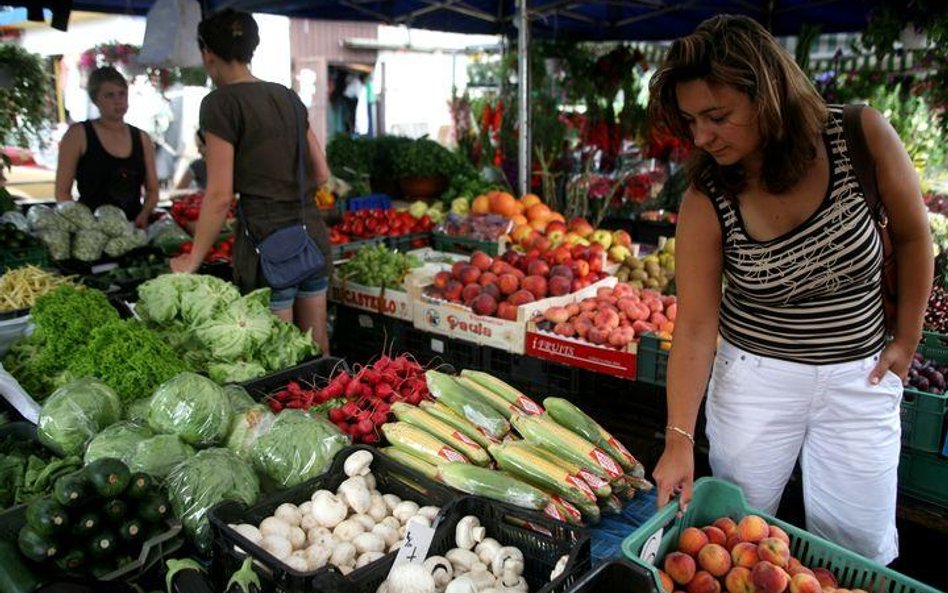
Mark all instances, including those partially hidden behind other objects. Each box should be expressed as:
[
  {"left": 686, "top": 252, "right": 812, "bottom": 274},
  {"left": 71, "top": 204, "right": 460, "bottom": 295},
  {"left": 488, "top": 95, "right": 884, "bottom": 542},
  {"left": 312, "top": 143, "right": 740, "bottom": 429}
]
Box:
[{"left": 707, "top": 105, "right": 886, "bottom": 364}]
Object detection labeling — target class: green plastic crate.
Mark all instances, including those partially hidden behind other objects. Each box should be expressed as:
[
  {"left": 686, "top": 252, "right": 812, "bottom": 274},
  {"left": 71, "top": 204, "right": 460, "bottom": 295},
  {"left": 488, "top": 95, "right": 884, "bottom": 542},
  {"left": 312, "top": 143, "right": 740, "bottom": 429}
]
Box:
[
  {"left": 636, "top": 332, "right": 670, "bottom": 386},
  {"left": 622, "top": 477, "right": 942, "bottom": 593},
  {"left": 898, "top": 448, "right": 948, "bottom": 508},
  {"left": 384, "top": 231, "right": 432, "bottom": 252},
  {"left": 1, "top": 244, "right": 49, "bottom": 271},
  {"left": 902, "top": 332, "right": 948, "bottom": 452},
  {"left": 432, "top": 232, "right": 502, "bottom": 256}
]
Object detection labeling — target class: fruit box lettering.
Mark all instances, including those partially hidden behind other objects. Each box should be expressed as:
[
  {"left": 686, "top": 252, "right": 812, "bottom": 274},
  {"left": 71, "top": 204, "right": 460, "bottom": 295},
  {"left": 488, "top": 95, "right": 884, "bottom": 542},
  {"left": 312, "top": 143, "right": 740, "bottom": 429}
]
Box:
[
  {"left": 446, "top": 314, "right": 492, "bottom": 337},
  {"left": 342, "top": 288, "right": 399, "bottom": 314}
]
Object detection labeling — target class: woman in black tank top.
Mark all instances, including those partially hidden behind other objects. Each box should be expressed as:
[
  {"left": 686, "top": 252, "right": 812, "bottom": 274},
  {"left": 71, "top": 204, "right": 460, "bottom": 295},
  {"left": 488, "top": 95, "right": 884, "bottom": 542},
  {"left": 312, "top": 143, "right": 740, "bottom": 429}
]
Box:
[{"left": 55, "top": 67, "right": 159, "bottom": 227}]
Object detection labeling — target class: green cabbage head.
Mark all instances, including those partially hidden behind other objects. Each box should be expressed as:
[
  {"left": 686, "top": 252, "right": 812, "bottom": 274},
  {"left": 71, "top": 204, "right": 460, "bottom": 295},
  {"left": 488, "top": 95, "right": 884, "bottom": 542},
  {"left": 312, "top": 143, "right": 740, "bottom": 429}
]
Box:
[{"left": 148, "top": 372, "right": 232, "bottom": 446}]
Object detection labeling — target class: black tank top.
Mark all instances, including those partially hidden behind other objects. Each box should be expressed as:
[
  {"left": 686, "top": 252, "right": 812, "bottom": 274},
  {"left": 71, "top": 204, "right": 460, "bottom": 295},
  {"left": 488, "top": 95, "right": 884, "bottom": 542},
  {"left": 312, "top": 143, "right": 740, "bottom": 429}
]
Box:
[{"left": 76, "top": 121, "right": 146, "bottom": 220}]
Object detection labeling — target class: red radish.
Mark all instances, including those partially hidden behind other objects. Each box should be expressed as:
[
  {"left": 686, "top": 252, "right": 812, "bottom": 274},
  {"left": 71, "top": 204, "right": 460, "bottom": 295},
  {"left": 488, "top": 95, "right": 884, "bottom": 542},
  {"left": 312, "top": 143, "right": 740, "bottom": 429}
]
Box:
[
  {"left": 344, "top": 379, "right": 363, "bottom": 399},
  {"left": 363, "top": 432, "right": 380, "bottom": 444},
  {"left": 361, "top": 368, "right": 381, "bottom": 385},
  {"left": 341, "top": 401, "right": 359, "bottom": 417},
  {"left": 328, "top": 408, "right": 345, "bottom": 422},
  {"left": 356, "top": 419, "right": 374, "bottom": 435}
]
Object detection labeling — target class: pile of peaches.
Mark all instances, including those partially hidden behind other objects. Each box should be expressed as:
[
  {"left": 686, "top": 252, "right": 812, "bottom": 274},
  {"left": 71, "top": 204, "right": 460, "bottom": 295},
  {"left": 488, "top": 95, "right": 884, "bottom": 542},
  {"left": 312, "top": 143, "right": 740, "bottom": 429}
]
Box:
[
  {"left": 425, "top": 248, "right": 608, "bottom": 320},
  {"left": 660, "top": 516, "right": 852, "bottom": 593}
]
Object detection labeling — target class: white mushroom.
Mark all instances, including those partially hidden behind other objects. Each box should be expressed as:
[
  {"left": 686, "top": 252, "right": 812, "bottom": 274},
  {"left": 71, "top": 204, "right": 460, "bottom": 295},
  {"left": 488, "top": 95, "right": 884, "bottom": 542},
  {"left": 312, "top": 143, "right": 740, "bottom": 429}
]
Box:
[
  {"left": 260, "top": 517, "right": 292, "bottom": 538},
  {"left": 467, "top": 566, "right": 497, "bottom": 590},
  {"left": 344, "top": 450, "right": 374, "bottom": 477},
  {"left": 312, "top": 492, "right": 348, "bottom": 528},
  {"left": 338, "top": 476, "right": 372, "bottom": 514},
  {"left": 299, "top": 501, "right": 314, "bottom": 516},
  {"left": 550, "top": 555, "right": 569, "bottom": 581},
  {"left": 372, "top": 523, "right": 400, "bottom": 548},
  {"left": 333, "top": 519, "right": 366, "bottom": 542},
  {"left": 446, "top": 549, "right": 480, "bottom": 573},
  {"left": 381, "top": 516, "right": 401, "bottom": 531},
  {"left": 353, "top": 532, "right": 386, "bottom": 555},
  {"left": 356, "top": 551, "right": 386, "bottom": 568},
  {"left": 283, "top": 553, "right": 310, "bottom": 572},
  {"left": 260, "top": 535, "right": 292, "bottom": 560},
  {"left": 339, "top": 565, "right": 354, "bottom": 576},
  {"left": 301, "top": 513, "right": 321, "bottom": 531},
  {"left": 306, "top": 526, "right": 333, "bottom": 547},
  {"left": 491, "top": 547, "right": 524, "bottom": 578},
  {"left": 368, "top": 493, "right": 389, "bottom": 522},
  {"left": 417, "top": 506, "right": 441, "bottom": 523},
  {"left": 230, "top": 523, "right": 262, "bottom": 545},
  {"left": 351, "top": 513, "right": 377, "bottom": 531},
  {"left": 305, "top": 544, "right": 331, "bottom": 570},
  {"left": 311, "top": 489, "right": 335, "bottom": 504},
  {"left": 386, "top": 563, "right": 435, "bottom": 593},
  {"left": 444, "top": 576, "right": 477, "bottom": 593},
  {"left": 389, "top": 539, "right": 404, "bottom": 552},
  {"left": 330, "top": 541, "right": 357, "bottom": 567},
  {"left": 406, "top": 515, "right": 431, "bottom": 529},
  {"left": 424, "top": 556, "right": 454, "bottom": 592},
  {"left": 455, "top": 516, "right": 486, "bottom": 550},
  {"left": 470, "top": 561, "right": 489, "bottom": 574},
  {"left": 275, "top": 503, "right": 303, "bottom": 527},
  {"left": 393, "top": 501, "right": 420, "bottom": 524},
  {"left": 382, "top": 493, "right": 402, "bottom": 512},
  {"left": 287, "top": 526, "right": 307, "bottom": 550},
  {"left": 364, "top": 473, "right": 377, "bottom": 491},
  {"left": 475, "top": 538, "right": 502, "bottom": 565},
  {"left": 501, "top": 570, "right": 528, "bottom": 591}
]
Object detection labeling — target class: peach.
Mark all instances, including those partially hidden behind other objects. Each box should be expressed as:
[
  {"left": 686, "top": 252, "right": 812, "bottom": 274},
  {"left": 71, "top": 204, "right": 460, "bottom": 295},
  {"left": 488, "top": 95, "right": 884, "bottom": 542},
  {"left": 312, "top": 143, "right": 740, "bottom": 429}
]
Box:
[
  {"left": 498, "top": 273, "right": 520, "bottom": 295},
  {"left": 470, "top": 293, "right": 498, "bottom": 316},
  {"left": 586, "top": 327, "right": 609, "bottom": 345},
  {"left": 470, "top": 251, "right": 493, "bottom": 271},
  {"left": 787, "top": 559, "right": 814, "bottom": 578},
  {"left": 522, "top": 275, "right": 548, "bottom": 300},
  {"left": 481, "top": 283, "right": 501, "bottom": 299},
  {"left": 566, "top": 302, "right": 580, "bottom": 316},
  {"left": 812, "top": 568, "right": 837, "bottom": 589},
  {"left": 730, "top": 542, "right": 759, "bottom": 569},
  {"left": 443, "top": 280, "right": 463, "bottom": 302},
  {"left": 659, "top": 570, "right": 675, "bottom": 593},
  {"left": 594, "top": 309, "right": 620, "bottom": 331},
  {"left": 725, "top": 531, "right": 742, "bottom": 552},
  {"left": 697, "top": 543, "right": 732, "bottom": 578},
  {"left": 758, "top": 538, "right": 790, "bottom": 568},
  {"left": 768, "top": 525, "right": 790, "bottom": 545},
  {"left": 725, "top": 567, "right": 756, "bottom": 593},
  {"left": 451, "top": 261, "right": 467, "bottom": 278},
  {"left": 527, "top": 259, "right": 550, "bottom": 277},
  {"left": 478, "top": 271, "right": 499, "bottom": 287},
  {"left": 752, "top": 561, "right": 790, "bottom": 593},
  {"left": 687, "top": 570, "right": 722, "bottom": 593},
  {"left": 459, "top": 265, "right": 481, "bottom": 285},
  {"left": 544, "top": 306, "right": 571, "bottom": 324},
  {"left": 434, "top": 271, "right": 452, "bottom": 289},
  {"left": 572, "top": 318, "right": 592, "bottom": 338},
  {"left": 462, "top": 283, "right": 482, "bottom": 304},
  {"left": 737, "top": 515, "right": 770, "bottom": 543},
  {"left": 664, "top": 552, "right": 697, "bottom": 586},
  {"left": 702, "top": 526, "right": 727, "bottom": 547},
  {"left": 496, "top": 301, "right": 518, "bottom": 321},
  {"left": 508, "top": 289, "right": 535, "bottom": 307},
  {"left": 550, "top": 264, "right": 573, "bottom": 279},
  {"left": 790, "top": 573, "right": 823, "bottom": 593},
  {"left": 553, "top": 322, "right": 575, "bottom": 337},
  {"left": 549, "top": 275, "right": 572, "bottom": 296}
]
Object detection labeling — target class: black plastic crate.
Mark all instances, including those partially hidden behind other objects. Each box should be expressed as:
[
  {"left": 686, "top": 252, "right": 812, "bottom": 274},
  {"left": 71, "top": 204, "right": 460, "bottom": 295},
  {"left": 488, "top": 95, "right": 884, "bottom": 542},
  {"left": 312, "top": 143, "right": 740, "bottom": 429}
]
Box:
[
  {"left": 483, "top": 346, "right": 518, "bottom": 381},
  {"left": 383, "top": 231, "right": 431, "bottom": 252},
  {"left": 562, "top": 558, "right": 659, "bottom": 593},
  {"left": 240, "top": 356, "right": 349, "bottom": 400},
  {"left": 331, "top": 237, "right": 386, "bottom": 262},
  {"left": 348, "top": 496, "right": 591, "bottom": 593},
  {"left": 513, "top": 355, "right": 581, "bottom": 399},
  {"left": 209, "top": 445, "right": 459, "bottom": 593},
  {"left": 331, "top": 306, "right": 410, "bottom": 365}
]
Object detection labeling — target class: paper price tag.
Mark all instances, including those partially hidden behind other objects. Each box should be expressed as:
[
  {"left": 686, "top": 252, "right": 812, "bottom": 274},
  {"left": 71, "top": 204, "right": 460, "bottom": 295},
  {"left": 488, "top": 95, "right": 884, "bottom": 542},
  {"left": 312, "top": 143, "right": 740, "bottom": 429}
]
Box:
[
  {"left": 641, "top": 528, "right": 663, "bottom": 566},
  {"left": 389, "top": 521, "right": 436, "bottom": 574}
]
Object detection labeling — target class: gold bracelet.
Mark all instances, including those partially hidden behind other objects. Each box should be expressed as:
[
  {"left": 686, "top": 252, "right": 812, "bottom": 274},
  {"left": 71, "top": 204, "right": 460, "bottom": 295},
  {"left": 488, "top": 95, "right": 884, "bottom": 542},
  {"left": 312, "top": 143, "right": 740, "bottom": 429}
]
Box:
[{"left": 666, "top": 425, "right": 695, "bottom": 445}]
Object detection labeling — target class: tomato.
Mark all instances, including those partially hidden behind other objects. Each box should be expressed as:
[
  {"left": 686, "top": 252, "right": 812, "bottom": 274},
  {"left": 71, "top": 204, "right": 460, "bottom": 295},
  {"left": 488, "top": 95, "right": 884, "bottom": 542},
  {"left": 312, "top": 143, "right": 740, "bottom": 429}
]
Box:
[
  {"left": 185, "top": 206, "right": 201, "bottom": 220},
  {"left": 180, "top": 241, "right": 194, "bottom": 254}
]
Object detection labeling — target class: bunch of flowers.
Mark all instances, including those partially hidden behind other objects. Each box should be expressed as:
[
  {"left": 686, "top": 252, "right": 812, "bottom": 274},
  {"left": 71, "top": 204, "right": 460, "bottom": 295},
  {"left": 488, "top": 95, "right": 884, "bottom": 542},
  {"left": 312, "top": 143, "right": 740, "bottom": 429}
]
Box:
[{"left": 79, "top": 42, "right": 139, "bottom": 73}]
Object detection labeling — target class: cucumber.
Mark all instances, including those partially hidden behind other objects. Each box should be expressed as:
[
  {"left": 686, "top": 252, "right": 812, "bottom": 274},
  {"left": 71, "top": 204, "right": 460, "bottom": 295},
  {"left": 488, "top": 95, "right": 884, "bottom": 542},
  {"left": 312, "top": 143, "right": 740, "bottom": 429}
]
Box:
[
  {"left": 26, "top": 497, "right": 70, "bottom": 536},
  {"left": 73, "top": 511, "right": 101, "bottom": 537},
  {"left": 88, "top": 531, "right": 118, "bottom": 560},
  {"left": 53, "top": 473, "right": 88, "bottom": 507},
  {"left": 0, "top": 541, "right": 42, "bottom": 592},
  {"left": 125, "top": 472, "right": 153, "bottom": 499},
  {"left": 18, "top": 525, "right": 59, "bottom": 563},
  {"left": 85, "top": 457, "right": 131, "bottom": 497},
  {"left": 103, "top": 498, "right": 127, "bottom": 523},
  {"left": 55, "top": 548, "right": 86, "bottom": 572},
  {"left": 138, "top": 495, "right": 170, "bottom": 524}
]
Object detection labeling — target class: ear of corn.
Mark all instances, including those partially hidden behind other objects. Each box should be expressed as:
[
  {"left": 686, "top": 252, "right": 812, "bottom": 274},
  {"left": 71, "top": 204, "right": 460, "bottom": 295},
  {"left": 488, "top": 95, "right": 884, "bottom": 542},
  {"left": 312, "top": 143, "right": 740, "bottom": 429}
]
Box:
[
  {"left": 489, "top": 443, "right": 598, "bottom": 516},
  {"left": 391, "top": 403, "right": 491, "bottom": 466},
  {"left": 419, "top": 400, "right": 498, "bottom": 448},
  {"left": 382, "top": 422, "right": 469, "bottom": 466},
  {"left": 626, "top": 475, "right": 654, "bottom": 492},
  {"left": 511, "top": 413, "right": 623, "bottom": 481},
  {"left": 547, "top": 494, "right": 585, "bottom": 525},
  {"left": 456, "top": 376, "right": 520, "bottom": 419},
  {"left": 504, "top": 440, "right": 612, "bottom": 498},
  {"left": 458, "top": 369, "right": 545, "bottom": 415},
  {"left": 602, "top": 494, "right": 624, "bottom": 515},
  {"left": 436, "top": 463, "right": 549, "bottom": 511},
  {"left": 380, "top": 446, "right": 438, "bottom": 480},
  {"left": 543, "top": 397, "right": 641, "bottom": 473},
  {"left": 426, "top": 370, "right": 510, "bottom": 439}
]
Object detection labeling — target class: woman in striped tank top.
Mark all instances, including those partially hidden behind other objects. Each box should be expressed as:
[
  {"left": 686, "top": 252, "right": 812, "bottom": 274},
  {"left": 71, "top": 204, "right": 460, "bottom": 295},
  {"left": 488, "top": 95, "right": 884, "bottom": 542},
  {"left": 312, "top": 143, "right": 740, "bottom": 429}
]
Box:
[{"left": 649, "top": 16, "right": 932, "bottom": 564}]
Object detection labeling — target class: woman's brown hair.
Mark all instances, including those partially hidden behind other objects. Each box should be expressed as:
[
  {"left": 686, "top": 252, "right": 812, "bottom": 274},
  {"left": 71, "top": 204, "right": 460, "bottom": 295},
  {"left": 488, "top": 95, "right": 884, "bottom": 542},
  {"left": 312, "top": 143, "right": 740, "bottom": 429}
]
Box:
[
  {"left": 87, "top": 66, "right": 127, "bottom": 103},
  {"left": 647, "top": 15, "right": 828, "bottom": 198}
]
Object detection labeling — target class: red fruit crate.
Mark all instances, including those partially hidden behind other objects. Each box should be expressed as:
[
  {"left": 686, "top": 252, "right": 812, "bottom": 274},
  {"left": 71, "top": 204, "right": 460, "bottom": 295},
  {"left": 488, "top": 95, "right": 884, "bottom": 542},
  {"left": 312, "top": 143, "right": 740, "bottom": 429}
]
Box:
[
  {"left": 622, "top": 478, "right": 942, "bottom": 593},
  {"left": 525, "top": 320, "right": 638, "bottom": 380}
]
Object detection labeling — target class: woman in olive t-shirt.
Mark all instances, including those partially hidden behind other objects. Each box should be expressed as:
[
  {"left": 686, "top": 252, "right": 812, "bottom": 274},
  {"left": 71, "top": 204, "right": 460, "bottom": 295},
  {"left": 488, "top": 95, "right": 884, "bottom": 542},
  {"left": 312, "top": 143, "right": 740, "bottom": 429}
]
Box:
[{"left": 170, "top": 9, "right": 332, "bottom": 354}]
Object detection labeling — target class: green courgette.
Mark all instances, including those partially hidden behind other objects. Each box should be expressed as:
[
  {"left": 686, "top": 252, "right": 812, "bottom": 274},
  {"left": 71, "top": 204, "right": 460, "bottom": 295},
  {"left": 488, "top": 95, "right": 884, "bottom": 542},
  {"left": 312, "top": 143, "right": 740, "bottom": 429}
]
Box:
[
  {"left": 88, "top": 530, "right": 118, "bottom": 560},
  {"left": 26, "top": 497, "right": 70, "bottom": 536},
  {"left": 119, "top": 517, "right": 144, "bottom": 544},
  {"left": 73, "top": 511, "right": 101, "bottom": 537},
  {"left": 85, "top": 457, "right": 131, "bottom": 498},
  {"left": 18, "top": 525, "right": 59, "bottom": 563},
  {"left": 55, "top": 548, "right": 86, "bottom": 572},
  {"left": 125, "top": 472, "right": 152, "bottom": 499},
  {"left": 53, "top": 473, "right": 88, "bottom": 507},
  {"left": 102, "top": 498, "right": 127, "bottom": 523},
  {"left": 138, "top": 495, "right": 170, "bottom": 524}
]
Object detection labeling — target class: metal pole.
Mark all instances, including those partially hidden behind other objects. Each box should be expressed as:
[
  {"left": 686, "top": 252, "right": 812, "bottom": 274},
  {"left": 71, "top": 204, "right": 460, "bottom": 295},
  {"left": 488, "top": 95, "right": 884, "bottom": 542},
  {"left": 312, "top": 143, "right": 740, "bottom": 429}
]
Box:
[{"left": 517, "top": 0, "right": 531, "bottom": 198}]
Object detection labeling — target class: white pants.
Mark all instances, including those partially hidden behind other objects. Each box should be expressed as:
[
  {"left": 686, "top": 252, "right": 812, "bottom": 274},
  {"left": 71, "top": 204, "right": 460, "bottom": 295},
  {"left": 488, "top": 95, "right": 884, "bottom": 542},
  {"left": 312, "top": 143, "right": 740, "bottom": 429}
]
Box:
[{"left": 705, "top": 340, "right": 902, "bottom": 565}]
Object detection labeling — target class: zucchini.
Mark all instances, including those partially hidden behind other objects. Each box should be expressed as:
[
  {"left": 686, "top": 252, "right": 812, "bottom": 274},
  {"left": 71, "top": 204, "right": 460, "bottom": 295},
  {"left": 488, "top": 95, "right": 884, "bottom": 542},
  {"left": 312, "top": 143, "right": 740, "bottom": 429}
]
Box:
[
  {"left": 26, "top": 496, "right": 70, "bottom": 536},
  {"left": 119, "top": 518, "right": 145, "bottom": 544},
  {"left": 73, "top": 511, "right": 102, "bottom": 537},
  {"left": 18, "top": 525, "right": 59, "bottom": 563},
  {"left": 125, "top": 471, "right": 153, "bottom": 499},
  {"left": 53, "top": 473, "right": 88, "bottom": 507},
  {"left": 0, "top": 541, "right": 41, "bottom": 592},
  {"left": 85, "top": 457, "right": 131, "bottom": 497},
  {"left": 88, "top": 530, "right": 118, "bottom": 560},
  {"left": 55, "top": 548, "right": 86, "bottom": 572},
  {"left": 436, "top": 463, "right": 549, "bottom": 511},
  {"left": 102, "top": 498, "right": 127, "bottom": 523},
  {"left": 138, "top": 495, "right": 170, "bottom": 524}
]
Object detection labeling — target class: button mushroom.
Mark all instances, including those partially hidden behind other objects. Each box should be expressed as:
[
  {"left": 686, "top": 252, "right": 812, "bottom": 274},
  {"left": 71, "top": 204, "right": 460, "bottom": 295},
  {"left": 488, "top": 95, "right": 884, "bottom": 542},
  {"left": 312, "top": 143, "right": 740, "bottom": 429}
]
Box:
[
  {"left": 491, "top": 547, "right": 524, "bottom": 578},
  {"left": 344, "top": 450, "right": 374, "bottom": 477},
  {"left": 475, "top": 538, "right": 502, "bottom": 565},
  {"left": 455, "top": 516, "right": 486, "bottom": 550},
  {"left": 386, "top": 563, "right": 436, "bottom": 593},
  {"left": 424, "top": 556, "right": 454, "bottom": 592}
]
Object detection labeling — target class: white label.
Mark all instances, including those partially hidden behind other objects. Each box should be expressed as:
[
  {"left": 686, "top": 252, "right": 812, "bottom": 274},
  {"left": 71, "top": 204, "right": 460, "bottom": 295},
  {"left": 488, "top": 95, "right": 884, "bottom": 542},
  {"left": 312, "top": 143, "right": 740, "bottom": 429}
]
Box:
[
  {"left": 91, "top": 262, "right": 119, "bottom": 274},
  {"left": 641, "top": 528, "right": 664, "bottom": 566},
  {"left": 430, "top": 338, "right": 445, "bottom": 354},
  {"left": 357, "top": 314, "right": 375, "bottom": 329},
  {"left": 389, "top": 522, "right": 436, "bottom": 573}
]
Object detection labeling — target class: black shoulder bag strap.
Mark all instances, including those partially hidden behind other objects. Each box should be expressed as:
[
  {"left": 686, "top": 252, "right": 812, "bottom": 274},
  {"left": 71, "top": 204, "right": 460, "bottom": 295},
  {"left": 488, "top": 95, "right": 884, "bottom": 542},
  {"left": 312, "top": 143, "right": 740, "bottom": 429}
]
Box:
[{"left": 842, "top": 103, "right": 885, "bottom": 227}]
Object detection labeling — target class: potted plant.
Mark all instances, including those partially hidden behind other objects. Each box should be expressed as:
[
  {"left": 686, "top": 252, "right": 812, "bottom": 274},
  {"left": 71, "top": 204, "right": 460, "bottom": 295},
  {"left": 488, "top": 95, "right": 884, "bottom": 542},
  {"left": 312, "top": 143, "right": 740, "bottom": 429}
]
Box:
[
  {"left": 0, "top": 44, "right": 52, "bottom": 148},
  {"left": 395, "top": 138, "right": 461, "bottom": 200}
]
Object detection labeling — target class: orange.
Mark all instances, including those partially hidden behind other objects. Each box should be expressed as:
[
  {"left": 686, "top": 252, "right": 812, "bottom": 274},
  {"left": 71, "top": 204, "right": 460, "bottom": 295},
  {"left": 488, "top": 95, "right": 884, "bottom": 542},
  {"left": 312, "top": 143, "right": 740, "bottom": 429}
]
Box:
[
  {"left": 492, "top": 192, "right": 519, "bottom": 217},
  {"left": 526, "top": 203, "right": 552, "bottom": 222},
  {"left": 521, "top": 193, "right": 542, "bottom": 209},
  {"left": 471, "top": 194, "right": 490, "bottom": 215}
]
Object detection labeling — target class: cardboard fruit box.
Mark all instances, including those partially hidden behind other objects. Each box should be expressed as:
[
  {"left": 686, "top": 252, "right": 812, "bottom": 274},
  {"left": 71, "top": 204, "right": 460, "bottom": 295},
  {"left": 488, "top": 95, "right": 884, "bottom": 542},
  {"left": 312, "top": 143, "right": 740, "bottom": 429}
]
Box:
[
  {"left": 525, "top": 320, "right": 637, "bottom": 380},
  {"left": 412, "top": 276, "right": 616, "bottom": 354},
  {"left": 329, "top": 265, "right": 438, "bottom": 322}
]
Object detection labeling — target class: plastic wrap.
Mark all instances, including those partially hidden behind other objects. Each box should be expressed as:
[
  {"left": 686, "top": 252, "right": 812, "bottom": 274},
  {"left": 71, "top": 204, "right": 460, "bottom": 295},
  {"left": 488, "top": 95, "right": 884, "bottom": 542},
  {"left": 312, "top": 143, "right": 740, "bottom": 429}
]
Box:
[
  {"left": 95, "top": 205, "right": 134, "bottom": 237},
  {"left": 36, "top": 377, "right": 123, "bottom": 457},
  {"left": 148, "top": 218, "right": 191, "bottom": 253},
  {"left": 36, "top": 229, "right": 71, "bottom": 260},
  {"left": 224, "top": 404, "right": 275, "bottom": 461},
  {"left": 147, "top": 372, "right": 232, "bottom": 446},
  {"left": 437, "top": 463, "right": 550, "bottom": 511},
  {"left": 0, "top": 211, "right": 29, "bottom": 231},
  {"left": 83, "top": 420, "right": 155, "bottom": 465},
  {"left": 129, "top": 433, "right": 195, "bottom": 478},
  {"left": 223, "top": 385, "right": 255, "bottom": 413},
  {"left": 72, "top": 229, "right": 108, "bottom": 261},
  {"left": 426, "top": 370, "right": 510, "bottom": 439},
  {"left": 250, "top": 409, "right": 349, "bottom": 489},
  {"left": 27, "top": 205, "right": 72, "bottom": 232},
  {"left": 167, "top": 448, "right": 260, "bottom": 552},
  {"left": 103, "top": 233, "right": 144, "bottom": 257},
  {"left": 124, "top": 397, "right": 152, "bottom": 423},
  {"left": 56, "top": 201, "right": 96, "bottom": 230}
]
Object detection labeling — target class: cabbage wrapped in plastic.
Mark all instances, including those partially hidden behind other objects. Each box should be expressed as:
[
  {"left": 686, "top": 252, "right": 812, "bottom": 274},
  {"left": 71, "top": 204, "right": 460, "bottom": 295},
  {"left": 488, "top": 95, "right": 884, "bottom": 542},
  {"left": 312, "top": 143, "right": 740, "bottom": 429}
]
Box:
[
  {"left": 95, "top": 205, "right": 134, "bottom": 237},
  {"left": 27, "top": 205, "right": 72, "bottom": 232},
  {"left": 103, "top": 231, "right": 146, "bottom": 257},
  {"left": 124, "top": 397, "right": 152, "bottom": 423},
  {"left": 128, "top": 433, "right": 195, "bottom": 478},
  {"left": 36, "top": 229, "right": 71, "bottom": 260},
  {"left": 148, "top": 218, "right": 192, "bottom": 254},
  {"left": 208, "top": 360, "right": 267, "bottom": 384},
  {"left": 57, "top": 201, "right": 97, "bottom": 230},
  {"left": 72, "top": 229, "right": 108, "bottom": 261},
  {"left": 0, "top": 211, "right": 29, "bottom": 231},
  {"left": 225, "top": 404, "right": 274, "bottom": 461},
  {"left": 194, "top": 289, "right": 272, "bottom": 360},
  {"left": 223, "top": 385, "right": 255, "bottom": 413},
  {"left": 148, "top": 372, "right": 232, "bottom": 446},
  {"left": 167, "top": 448, "right": 259, "bottom": 552},
  {"left": 83, "top": 421, "right": 154, "bottom": 465},
  {"left": 251, "top": 409, "right": 349, "bottom": 489},
  {"left": 37, "top": 377, "right": 123, "bottom": 457}
]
